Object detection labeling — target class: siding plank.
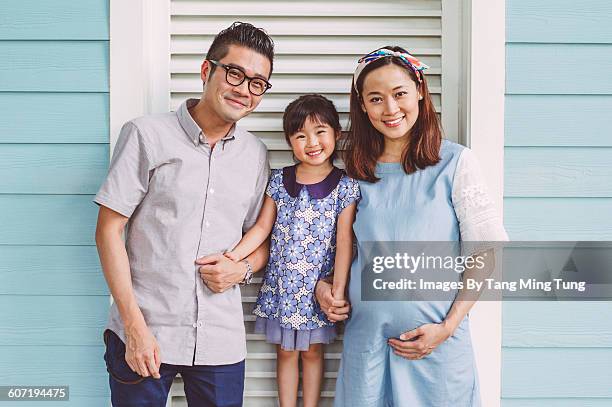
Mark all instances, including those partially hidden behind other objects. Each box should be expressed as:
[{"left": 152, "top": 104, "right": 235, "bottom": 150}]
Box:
[
  {"left": 505, "top": 147, "right": 612, "bottom": 197},
  {"left": 0, "top": 144, "right": 109, "bottom": 194},
  {"left": 507, "top": 0, "right": 612, "bottom": 44},
  {"left": 503, "top": 302, "right": 612, "bottom": 347},
  {"left": 0, "top": 41, "right": 108, "bottom": 92},
  {"left": 506, "top": 44, "right": 612, "bottom": 95},
  {"left": 502, "top": 348, "right": 612, "bottom": 398},
  {"left": 0, "top": 195, "right": 98, "bottom": 245},
  {"left": 502, "top": 399, "right": 612, "bottom": 407},
  {"left": 505, "top": 95, "right": 612, "bottom": 147},
  {"left": 0, "top": 0, "right": 108, "bottom": 40},
  {"left": 0, "top": 93, "right": 109, "bottom": 143},
  {"left": 0, "top": 296, "right": 108, "bottom": 346},
  {"left": 504, "top": 198, "right": 612, "bottom": 240},
  {"left": 4, "top": 398, "right": 110, "bottom": 407},
  {"left": 0, "top": 246, "right": 106, "bottom": 296},
  {"left": 0, "top": 346, "right": 107, "bottom": 397}
]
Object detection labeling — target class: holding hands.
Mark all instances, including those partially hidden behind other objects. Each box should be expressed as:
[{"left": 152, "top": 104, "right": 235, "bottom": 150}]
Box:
[
  {"left": 196, "top": 253, "right": 247, "bottom": 293},
  {"left": 315, "top": 279, "right": 350, "bottom": 322}
]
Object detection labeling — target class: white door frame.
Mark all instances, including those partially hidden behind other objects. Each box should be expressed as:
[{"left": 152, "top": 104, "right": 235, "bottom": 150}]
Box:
[
  {"left": 109, "top": 1, "right": 506, "bottom": 405},
  {"left": 463, "top": 1, "right": 505, "bottom": 406}
]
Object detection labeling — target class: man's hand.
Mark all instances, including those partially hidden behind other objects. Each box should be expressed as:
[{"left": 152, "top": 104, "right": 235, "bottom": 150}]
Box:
[
  {"left": 196, "top": 253, "right": 246, "bottom": 293},
  {"left": 124, "top": 320, "right": 161, "bottom": 379},
  {"left": 315, "top": 280, "right": 350, "bottom": 322}
]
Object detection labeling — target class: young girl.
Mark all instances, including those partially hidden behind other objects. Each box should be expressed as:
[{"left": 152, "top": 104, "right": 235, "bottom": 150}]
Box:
[{"left": 225, "top": 94, "right": 360, "bottom": 407}]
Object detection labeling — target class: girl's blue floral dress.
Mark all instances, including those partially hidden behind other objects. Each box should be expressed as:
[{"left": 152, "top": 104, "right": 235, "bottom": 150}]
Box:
[{"left": 253, "top": 165, "right": 360, "bottom": 351}]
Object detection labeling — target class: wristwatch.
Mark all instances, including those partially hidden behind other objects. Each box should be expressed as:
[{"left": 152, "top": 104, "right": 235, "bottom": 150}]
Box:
[{"left": 239, "top": 259, "right": 253, "bottom": 285}]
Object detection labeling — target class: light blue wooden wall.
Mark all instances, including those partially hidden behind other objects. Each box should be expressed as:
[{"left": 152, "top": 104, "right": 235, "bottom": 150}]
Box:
[
  {"left": 503, "top": 0, "right": 612, "bottom": 405},
  {"left": 0, "top": 1, "right": 110, "bottom": 405}
]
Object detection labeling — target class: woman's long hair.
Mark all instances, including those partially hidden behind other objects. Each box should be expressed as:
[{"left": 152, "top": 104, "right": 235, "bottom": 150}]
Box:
[{"left": 343, "top": 46, "right": 442, "bottom": 183}]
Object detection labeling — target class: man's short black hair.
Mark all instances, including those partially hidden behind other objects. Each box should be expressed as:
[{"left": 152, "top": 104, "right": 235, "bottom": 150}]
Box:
[{"left": 206, "top": 22, "right": 275, "bottom": 77}]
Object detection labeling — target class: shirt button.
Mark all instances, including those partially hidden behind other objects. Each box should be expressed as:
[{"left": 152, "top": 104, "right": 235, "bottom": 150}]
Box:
[
  {"left": 205, "top": 221, "right": 210, "bottom": 228},
  {"left": 192, "top": 323, "right": 197, "bottom": 328},
  {"left": 209, "top": 188, "right": 214, "bottom": 194},
  {"left": 197, "top": 321, "right": 203, "bottom": 328}
]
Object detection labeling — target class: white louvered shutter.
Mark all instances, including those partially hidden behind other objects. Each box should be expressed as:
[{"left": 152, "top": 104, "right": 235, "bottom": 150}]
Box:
[{"left": 164, "top": 1, "right": 459, "bottom": 405}]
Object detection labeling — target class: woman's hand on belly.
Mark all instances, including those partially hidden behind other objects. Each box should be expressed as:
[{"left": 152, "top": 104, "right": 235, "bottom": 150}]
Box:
[{"left": 387, "top": 322, "right": 452, "bottom": 360}]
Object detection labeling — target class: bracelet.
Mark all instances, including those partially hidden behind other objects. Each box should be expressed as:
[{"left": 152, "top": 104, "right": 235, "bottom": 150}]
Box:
[{"left": 239, "top": 259, "right": 253, "bottom": 285}]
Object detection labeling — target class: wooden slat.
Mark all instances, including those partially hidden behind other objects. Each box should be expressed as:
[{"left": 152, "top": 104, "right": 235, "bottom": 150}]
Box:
[
  {"left": 171, "top": 35, "right": 441, "bottom": 55},
  {"left": 172, "top": 0, "right": 440, "bottom": 17},
  {"left": 246, "top": 352, "right": 341, "bottom": 359},
  {"left": 0, "top": 0, "right": 109, "bottom": 40},
  {"left": 0, "top": 246, "right": 106, "bottom": 296},
  {"left": 504, "top": 147, "right": 612, "bottom": 197},
  {"left": 0, "top": 296, "right": 108, "bottom": 346},
  {"left": 502, "top": 348, "right": 612, "bottom": 398},
  {"left": 505, "top": 95, "right": 612, "bottom": 147},
  {"left": 0, "top": 41, "right": 109, "bottom": 92},
  {"left": 503, "top": 302, "right": 612, "bottom": 347},
  {"left": 507, "top": 0, "right": 612, "bottom": 44},
  {"left": 0, "top": 195, "right": 98, "bottom": 245},
  {"left": 0, "top": 144, "right": 109, "bottom": 194},
  {"left": 245, "top": 356, "right": 340, "bottom": 372},
  {"left": 0, "top": 92, "right": 109, "bottom": 143},
  {"left": 503, "top": 197, "right": 612, "bottom": 240},
  {"left": 171, "top": 16, "right": 441, "bottom": 36},
  {"left": 506, "top": 44, "right": 612, "bottom": 95}
]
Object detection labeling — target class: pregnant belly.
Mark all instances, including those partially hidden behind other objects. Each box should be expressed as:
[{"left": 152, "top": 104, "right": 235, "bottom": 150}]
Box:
[{"left": 345, "top": 273, "right": 456, "bottom": 347}]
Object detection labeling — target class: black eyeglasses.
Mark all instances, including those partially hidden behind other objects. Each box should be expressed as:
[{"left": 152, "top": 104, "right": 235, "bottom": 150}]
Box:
[{"left": 208, "top": 60, "right": 272, "bottom": 96}]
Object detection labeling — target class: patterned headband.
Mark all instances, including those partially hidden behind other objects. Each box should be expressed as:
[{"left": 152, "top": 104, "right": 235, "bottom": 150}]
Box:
[{"left": 353, "top": 48, "right": 430, "bottom": 93}]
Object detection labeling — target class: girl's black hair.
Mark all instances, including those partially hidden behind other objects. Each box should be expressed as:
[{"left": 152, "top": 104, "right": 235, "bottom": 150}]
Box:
[{"left": 283, "top": 94, "right": 342, "bottom": 162}]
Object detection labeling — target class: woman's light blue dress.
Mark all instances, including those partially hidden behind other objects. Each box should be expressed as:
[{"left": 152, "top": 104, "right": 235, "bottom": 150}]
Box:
[{"left": 335, "top": 140, "right": 482, "bottom": 406}]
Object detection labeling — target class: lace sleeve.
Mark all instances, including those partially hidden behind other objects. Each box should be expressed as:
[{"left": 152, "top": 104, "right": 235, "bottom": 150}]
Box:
[{"left": 452, "top": 148, "right": 508, "bottom": 254}]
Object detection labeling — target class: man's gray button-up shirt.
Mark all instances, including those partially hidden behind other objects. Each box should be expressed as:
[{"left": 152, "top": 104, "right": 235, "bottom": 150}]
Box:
[{"left": 94, "top": 98, "right": 270, "bottom": 365}]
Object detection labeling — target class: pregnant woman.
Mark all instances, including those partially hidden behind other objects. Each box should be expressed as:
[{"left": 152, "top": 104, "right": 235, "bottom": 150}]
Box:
[{"left": 316, "top": 46, "right": 508, "bottom": 406}]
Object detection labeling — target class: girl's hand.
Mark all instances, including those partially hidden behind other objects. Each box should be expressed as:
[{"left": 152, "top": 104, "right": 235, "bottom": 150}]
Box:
[
  {"left": 224, "top": 251, "right": 241, "bottom": 262},
  {"left": 332, "top": 286, "right": 346, "bottom": 302},
  {"left": 387, "top": 323, "right": 453, "bottom": 360},
  {"left": 315, "top": 280, "right": 350, "bottom": 322}
]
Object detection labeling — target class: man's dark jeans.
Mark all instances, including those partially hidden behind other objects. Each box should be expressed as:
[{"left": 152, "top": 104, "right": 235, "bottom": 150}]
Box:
[{"left": 104, "top": 329, "right": 245, "bottom": 407}]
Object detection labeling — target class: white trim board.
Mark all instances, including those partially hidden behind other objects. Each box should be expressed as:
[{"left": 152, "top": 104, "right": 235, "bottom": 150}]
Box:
[
  {"left": 465, "top": 1, "right": 505, "bottom": 407},
  {"left": 109, "top": 0, "right": 170, "bottom": 151}
]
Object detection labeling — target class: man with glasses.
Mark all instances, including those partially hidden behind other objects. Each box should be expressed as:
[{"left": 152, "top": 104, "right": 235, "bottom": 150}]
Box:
[{"left": 94, "top": 22, "right": 274, "bottom": 406}]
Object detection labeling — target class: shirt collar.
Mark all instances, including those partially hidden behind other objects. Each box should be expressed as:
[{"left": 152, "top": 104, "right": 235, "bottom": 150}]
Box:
[
  {"left": 283, "top": 165, "right": 344, "bottom": 199},
  {"left": 177, "top": 98, "right": 236, "bottom": 147}
]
